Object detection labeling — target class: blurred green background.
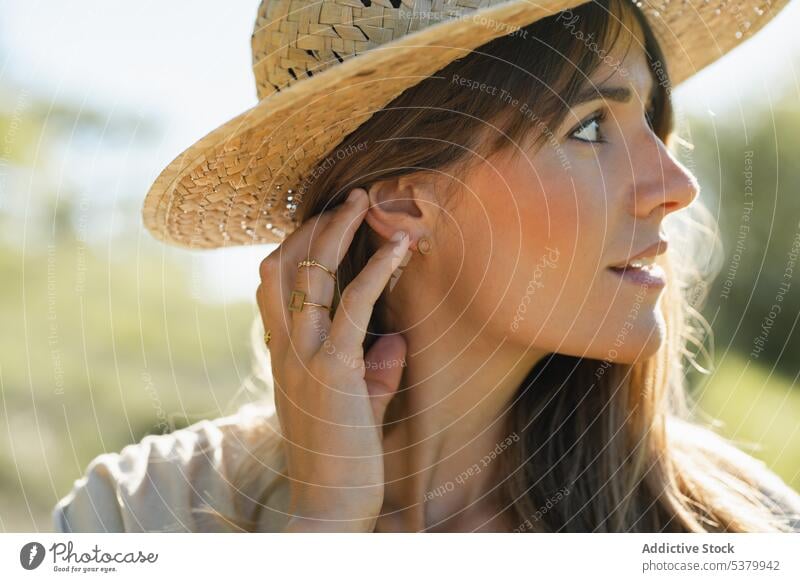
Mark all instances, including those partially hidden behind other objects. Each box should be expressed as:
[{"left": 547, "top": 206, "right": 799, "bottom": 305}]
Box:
[{"left": 1, "top": 1, "right": 799, "bottom": 531}]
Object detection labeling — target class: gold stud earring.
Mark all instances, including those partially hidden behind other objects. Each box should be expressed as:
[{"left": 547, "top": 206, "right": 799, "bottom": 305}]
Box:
[{"left": 417, "top": 236, "right": 432, "bottom": 255}]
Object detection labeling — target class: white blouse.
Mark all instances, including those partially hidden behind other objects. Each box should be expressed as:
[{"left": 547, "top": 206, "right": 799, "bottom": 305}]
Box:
[
  {"left": 52, "top": 409, "right": 800, "bottom": 532},
  {"left": 52, "top": 403, "right": 292, "bottom": 532}
]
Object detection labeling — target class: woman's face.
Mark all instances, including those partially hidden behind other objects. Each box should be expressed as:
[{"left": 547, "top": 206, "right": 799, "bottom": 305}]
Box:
[{"left": 439, "top": 24, "right": 699, "bottom": 364}]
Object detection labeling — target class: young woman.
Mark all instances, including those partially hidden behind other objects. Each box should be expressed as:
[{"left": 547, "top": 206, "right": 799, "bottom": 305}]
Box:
[{"left": 53, "top": 0, "right": 800, "bottom": 532}]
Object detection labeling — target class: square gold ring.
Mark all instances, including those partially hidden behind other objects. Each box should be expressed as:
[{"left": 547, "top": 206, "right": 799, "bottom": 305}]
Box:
[{"left": 288, "top": 290, "right": 306, "bottom": 312}]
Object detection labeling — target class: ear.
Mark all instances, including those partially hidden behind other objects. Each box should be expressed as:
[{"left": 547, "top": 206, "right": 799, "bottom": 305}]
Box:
[{"left": 364, "top": 174, "right": 438, "bottom": 252}]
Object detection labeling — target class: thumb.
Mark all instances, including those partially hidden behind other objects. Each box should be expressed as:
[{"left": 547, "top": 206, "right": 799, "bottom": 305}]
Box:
[{"left": 363, "top": 333, "right": 407, "bottom": 426}]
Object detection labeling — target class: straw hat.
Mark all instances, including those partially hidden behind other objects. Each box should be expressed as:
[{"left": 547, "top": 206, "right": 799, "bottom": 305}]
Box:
[{"left": 141, "top": 0, "right": 789, "bottom": 250}]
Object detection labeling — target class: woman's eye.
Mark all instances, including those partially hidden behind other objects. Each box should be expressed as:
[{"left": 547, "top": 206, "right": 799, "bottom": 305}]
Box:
[{"left": 569, "top": 111, "right": 606, "bottom": 143}]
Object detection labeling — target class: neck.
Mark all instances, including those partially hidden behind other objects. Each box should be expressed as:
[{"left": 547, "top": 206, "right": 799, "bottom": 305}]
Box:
[{"left": 377, "top": 303, "right": 546, "bottom": 532}]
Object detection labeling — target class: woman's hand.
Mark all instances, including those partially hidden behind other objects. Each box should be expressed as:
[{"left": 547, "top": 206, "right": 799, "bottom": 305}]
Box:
[{"left": 256, "top": 187, "right": 411, "bottom": 532}]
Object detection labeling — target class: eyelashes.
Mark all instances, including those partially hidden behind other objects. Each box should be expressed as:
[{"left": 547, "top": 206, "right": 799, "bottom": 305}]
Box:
[
  {"left": 569, "top": 110, "right": 607, "bottom": 143},
  {"left": 645, "top": 101, "right": 657, "bottom": 129},
  {"left": 567, "top": 100, "right": 658, "bottom": 144}
]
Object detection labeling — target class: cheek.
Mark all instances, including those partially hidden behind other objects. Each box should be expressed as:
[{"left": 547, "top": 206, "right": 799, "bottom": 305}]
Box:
[
  {"left": 517, "top": 175, "right": 611, "bottom": 308},
  {"left": 448, "top": 148, "right": 668, "bottom": 362},
  {"left": 451, "top": 170, "right": 591, "bottom": 336},
  {"left": 453, "top": 152, "right": 642, "bottom": 347},
  {"left": 498, "top": 165, "right": 662, "bottom": 356},
  {"left": 448, "top": 173, "right": 562, "bottom": 330}
]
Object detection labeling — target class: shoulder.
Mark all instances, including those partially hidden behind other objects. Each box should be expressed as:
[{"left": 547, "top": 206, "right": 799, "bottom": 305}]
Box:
[
  {"left": 668, "top": 416, "right": 800, "bottom": 531},
  {"left": 52, "top": 403, "right": 289, "bottom": 532}
]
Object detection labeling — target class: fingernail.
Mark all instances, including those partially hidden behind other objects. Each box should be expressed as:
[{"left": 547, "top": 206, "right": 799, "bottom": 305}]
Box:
[
  {"left": 391, "top": 251, "right": 406, "bottom": 270},
  {"left": 390, "top": 230, "right": 408, "bottom": 243}
]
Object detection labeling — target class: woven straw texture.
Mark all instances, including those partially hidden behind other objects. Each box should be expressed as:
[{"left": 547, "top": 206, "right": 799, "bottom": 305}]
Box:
[{"left": 142, "top": 0, "right": 789, "bottom": 250}]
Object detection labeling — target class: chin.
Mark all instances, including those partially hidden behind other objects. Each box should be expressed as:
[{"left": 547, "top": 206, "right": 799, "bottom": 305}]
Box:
[{"left": 609, "top": 314, "right": 667, "bottom": 364}]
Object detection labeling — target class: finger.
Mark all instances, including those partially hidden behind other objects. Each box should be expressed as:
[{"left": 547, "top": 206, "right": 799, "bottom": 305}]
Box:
[
  {"left": 256, "top": 282, "right": 270, "bottom": 348},
  {"left": 328, "top": 231, "right": 410, "bottom": 363},
  {"left": 256, "top": 281, "right": 281, "bottom": 370},
  {"left": 258, "top": 244, "right": 295, "bottom": 367},
  {"left": 256, "top": 278, "right": 294, "bottom": 416},
  {"left": 288, "top": 188, "right": 370, "bottom": 360},
  {"left": 257, "top": 203, "right": 343, "bottom": 366}
]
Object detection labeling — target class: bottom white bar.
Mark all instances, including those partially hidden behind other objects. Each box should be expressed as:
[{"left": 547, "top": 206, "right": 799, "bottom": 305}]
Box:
[{"left": 1, "top": 533, "right": 797, "bottom": 581}]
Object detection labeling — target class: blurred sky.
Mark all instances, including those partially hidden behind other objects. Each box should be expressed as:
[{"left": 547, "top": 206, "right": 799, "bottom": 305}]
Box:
[{"left": 1, "top": 0, "right": 798, "bottom": 302}]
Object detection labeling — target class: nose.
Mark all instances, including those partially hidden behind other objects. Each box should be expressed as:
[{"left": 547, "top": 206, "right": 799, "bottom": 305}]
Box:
[{"left": 632, "top": 132, "right": 699, "bottom": 219}]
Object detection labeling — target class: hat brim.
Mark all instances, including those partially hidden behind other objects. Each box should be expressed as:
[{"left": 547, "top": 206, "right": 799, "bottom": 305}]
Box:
[{"left": 142, "top": 0, "right": 788, "bottom": 250}]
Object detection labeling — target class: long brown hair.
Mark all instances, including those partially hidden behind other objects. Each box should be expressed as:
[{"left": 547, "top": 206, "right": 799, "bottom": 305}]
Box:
[{"left": 201, "top": 0, "right": 796, "bottom": 532}]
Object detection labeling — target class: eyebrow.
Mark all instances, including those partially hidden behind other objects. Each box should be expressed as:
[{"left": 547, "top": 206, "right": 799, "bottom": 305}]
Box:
[{"left": 572, "top": 80, "right": 655, "bottom": 107}]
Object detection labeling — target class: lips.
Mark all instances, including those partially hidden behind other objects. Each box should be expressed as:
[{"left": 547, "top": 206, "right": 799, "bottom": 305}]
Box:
[
  {"left": 608, "top": 240, "right": 668, "bottom": 269},
  {"left": 607, "top": 240, "right": 669, "bottom": 288},
  {"left": 607, "top": 263, "right": 666, "bottom": 287}
]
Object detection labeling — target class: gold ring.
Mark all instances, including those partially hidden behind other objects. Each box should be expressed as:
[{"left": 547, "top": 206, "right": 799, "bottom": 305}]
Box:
[
  {"left": 288, "top": 289, "right": 331, "bottom": 312},
  {"left": 297, "top": 258, "right": 337, "bottom": 282},
  {"left": 264, "top": 330, "right": 271, "bottom": 346}
]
